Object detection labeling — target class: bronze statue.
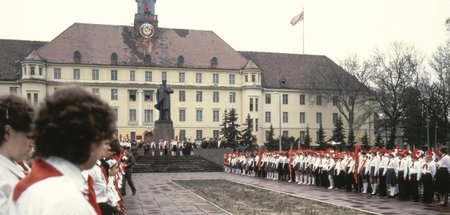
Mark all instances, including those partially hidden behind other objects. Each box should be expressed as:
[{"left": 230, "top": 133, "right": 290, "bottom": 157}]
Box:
[{"left": 154, "top": 80, "right": 173, "bottom": 121}]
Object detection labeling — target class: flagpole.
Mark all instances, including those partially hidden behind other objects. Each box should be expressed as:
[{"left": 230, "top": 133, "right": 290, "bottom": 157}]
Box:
[{"left": 302, "top": 7, "right": 305, "bottom": 54}]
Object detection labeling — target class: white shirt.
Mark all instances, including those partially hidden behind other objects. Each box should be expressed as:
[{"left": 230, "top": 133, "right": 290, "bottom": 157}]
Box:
[
  {"left": 9, "top": 156, "right": 96, "bottom": 215},
  {"left": 0, "top": 154, "right": 25, "bottom": 215},
  {"left": 84, "top": 160, "right": 109, "bottom": 203},
  {"left": 437, "top": 154, "right": 450, "bottom": 169}
]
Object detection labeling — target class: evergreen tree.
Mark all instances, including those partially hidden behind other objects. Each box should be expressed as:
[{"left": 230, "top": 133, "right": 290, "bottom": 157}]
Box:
[
  {"left": 315, "top": 123, "right": 327, "bottom": 150},
  {"left": 240, "top": 114, "right": 257, "bottom": 150},
  {"left": 347, "top": 130, "right": 356, "bottom": 151},
  {"left": 219, "top": 109, "right": 241, "bottom": 149},
  {"left": 303, "top": 126, "right": 312, "bottom": 149},
  {"left": 219, "top": 110, "right": 229, "bottom": 139},
  {"left": 330, "top": 116, "right": 346, "bottom": 151},
  {"left": 362, "top": 131, "right": 370, "bottom": 150},
  {"left": 264, "top": 124, "right": 278, "bottom": 151},
  {"left": 374, "top": 134, "right": 384, "bottom": 148}
]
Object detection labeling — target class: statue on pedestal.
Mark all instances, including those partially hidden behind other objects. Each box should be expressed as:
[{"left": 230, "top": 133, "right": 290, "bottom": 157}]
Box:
[{"left": 154, "top": 80, "right": 173, "bottom": 121}]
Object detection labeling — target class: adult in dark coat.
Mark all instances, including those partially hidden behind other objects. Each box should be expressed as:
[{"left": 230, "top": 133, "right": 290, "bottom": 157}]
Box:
[{"left": 123, "top": 148, "right": 137, "bottom": 195}]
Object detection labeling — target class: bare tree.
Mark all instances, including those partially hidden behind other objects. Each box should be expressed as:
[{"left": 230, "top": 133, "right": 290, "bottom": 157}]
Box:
[{"left": 368, "top": 42, "right": 423, "bottom": 148}]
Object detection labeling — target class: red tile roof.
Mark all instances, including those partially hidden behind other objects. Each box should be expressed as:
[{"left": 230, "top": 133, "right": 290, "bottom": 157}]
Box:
[
  {"left": 0, "top": 40, "right": 46, "bottom": 80},
  {"left": 29, "top": 23, "right": 249, "bottom": 70}
]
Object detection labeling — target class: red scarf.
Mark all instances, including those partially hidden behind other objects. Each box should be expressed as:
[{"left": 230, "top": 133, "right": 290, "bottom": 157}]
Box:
[
  {"left": 97, "top": 163, "right": 109, "bottom": 183},
  {"left": 86, "top": 175, "right": 102, "bottom": 215},
  {"left": 16, "top": 161, "right": 30, "bottom": 175}
]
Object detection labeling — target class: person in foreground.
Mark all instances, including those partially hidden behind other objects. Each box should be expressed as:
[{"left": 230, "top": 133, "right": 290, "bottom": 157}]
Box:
[
  {"left": 0, "top": 94, "right": 33, "bottom": 214},
  {"left": 9, "top": 87, "right": 116, "bottom": 214}
]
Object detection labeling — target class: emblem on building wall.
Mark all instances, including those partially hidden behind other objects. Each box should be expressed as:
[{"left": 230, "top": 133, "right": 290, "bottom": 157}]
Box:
[{"left": 140, "top": 23, "right": 155, "bottom": 38}]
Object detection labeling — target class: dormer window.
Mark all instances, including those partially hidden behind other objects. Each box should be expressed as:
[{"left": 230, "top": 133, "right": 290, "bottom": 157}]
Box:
[
  {"left": 210, "top": 57, "right": 218, "bottom": 68},
  {"left": 111, "top": 53, "right": 118, "bottom": 65},
  {"left": 74, "top": 51, "right": 81, "bottom": 64},
  {"left": 280, "top": 78, "right": 287, "bottom": 87},
  {"left": 177, "top": 55, "right": 184, "bottom": 67},
  {"left": 144, "top": 54, "right": 151, "bottom": 64}
]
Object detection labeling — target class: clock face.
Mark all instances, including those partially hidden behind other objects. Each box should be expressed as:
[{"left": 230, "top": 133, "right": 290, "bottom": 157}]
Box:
[{"left": 140, "top": 23, "right": 155, "bottom": 38}]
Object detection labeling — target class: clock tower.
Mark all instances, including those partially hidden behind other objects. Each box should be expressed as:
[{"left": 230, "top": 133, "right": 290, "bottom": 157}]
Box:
[{"left": 134, "top": 0, "right": 158, "bottom": 39}]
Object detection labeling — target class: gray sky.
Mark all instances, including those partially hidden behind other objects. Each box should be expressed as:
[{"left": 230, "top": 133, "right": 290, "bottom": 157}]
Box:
[{"left": 0, "top": 0, "right": 448, "bottom": 62}]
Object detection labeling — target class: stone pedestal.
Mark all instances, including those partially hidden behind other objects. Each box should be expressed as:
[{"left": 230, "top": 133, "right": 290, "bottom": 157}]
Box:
[{"left": 153, "top": 120, "right": 174, "bottom": 142}]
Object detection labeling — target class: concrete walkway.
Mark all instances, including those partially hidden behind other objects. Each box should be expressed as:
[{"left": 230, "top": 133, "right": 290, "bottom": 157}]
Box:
[{"left": 124, "top": 172, "right": 450, "bottom": 215}]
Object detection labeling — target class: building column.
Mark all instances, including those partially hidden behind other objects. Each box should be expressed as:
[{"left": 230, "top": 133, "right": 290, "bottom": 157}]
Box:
[{"left": 137, "top": 89, "right": 143, "bottom": 126}]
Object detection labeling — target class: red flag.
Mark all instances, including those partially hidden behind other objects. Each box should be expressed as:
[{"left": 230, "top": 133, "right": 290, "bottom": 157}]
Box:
[
  {"left": 258, "top": 150, "right": 263, "bottom": 170},
  {"left": 354, "top": 145, "right": 361, "bottom": 182},
  {"left": 289, "top": 145, "right": 293, "bottom": 174},
  {"left": 176, "top": 135, "right": 178, "bottom": 142},
  {"left": 290, "top": 10, "right": 304, "bottom": 26}
]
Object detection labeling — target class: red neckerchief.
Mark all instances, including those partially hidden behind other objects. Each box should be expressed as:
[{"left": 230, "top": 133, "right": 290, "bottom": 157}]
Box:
[
  {"left": 97, "top": 163, "right": 109, "bottom": 183},
  {"left": 113, "top": 178, "right": 124, "bottom": 214},
  {"left": 86, "top": 175, "right": 102, "bottom": 215},
  {"left": 13, "top": 159, "right": 62, "bottom": 201},
  {"left": 360, "top": 158, "right": 368, "bottom": 173},
  {"left": 423, "top": 163, "right": 428, "bottom": 171},
  {"left": 387, "top": 159, "right": 391, "bottom": 167},
  {"left": 16, "top": 161, "right": 30, "bottom": 175}
]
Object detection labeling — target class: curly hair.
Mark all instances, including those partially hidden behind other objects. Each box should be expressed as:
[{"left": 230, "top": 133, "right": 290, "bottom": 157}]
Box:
[
  {"left": 0, "top": 94, "right": 34, "bottom": 145},
  {"left": 33, "top": 87, "right": 116, "bottom": 165}
]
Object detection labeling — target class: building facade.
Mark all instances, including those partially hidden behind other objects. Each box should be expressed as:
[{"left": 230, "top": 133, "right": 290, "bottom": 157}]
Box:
[{"left": 0, "top": 0, "right": 374, "bottom": 146}]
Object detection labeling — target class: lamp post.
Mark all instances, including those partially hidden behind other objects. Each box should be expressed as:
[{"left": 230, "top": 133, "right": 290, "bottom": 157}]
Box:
[{"left": 274, "top": 92, "right": 282, "bottom": 151}]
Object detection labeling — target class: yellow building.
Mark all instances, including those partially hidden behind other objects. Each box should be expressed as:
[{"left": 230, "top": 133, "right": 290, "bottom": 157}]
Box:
[{"left": 0, "top": 1, "right": 374, "bottom": 146}]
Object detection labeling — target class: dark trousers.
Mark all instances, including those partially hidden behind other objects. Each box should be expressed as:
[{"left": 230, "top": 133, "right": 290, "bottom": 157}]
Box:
[
  {"left": 398, "top": 171, "right": 406, "bottom": 200},
  {"left": 422, "top": 173, "right": 433, "bottom": 203},
  {"left": 410, "top": 173, "right": 419, "bottom": 201},
  {"left": 345, "top": 172, "right": 355, "bottom": 192},
  {"left": 99, "top": 202, "right": 114, "bottom": 215},
  {"left": 125, "top": 172, "right": 136, "bottom": 194},
  {"left": 378, "top": 168, "right": 387, "bottom": 196}
]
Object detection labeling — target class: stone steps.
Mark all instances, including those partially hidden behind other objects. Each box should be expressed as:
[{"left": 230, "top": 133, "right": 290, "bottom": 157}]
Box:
[{"left": 133, "top": 155, "right": 224, "bottom": 173}]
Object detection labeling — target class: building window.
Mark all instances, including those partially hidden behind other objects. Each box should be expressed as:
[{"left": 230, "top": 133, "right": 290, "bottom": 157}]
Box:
[
  {"left": 144, "top": 90, "right": 153, "bottom": 101},
  {"left": 92, "top": 88, "right": 99, "bottom": 96},
  {"left": 130, "top": 132, "right": 136, "bottom": 141},
  {"left": 196, "top": 130, "right": 203, "bottom": 140},
  {"left": 265, "top": 131, "right": 271, "bottom": 142},
  {"left": 179, "top": 110, "right": 186, "bottom": 122},
  {"left": 91, "top": 69, "right": 99, "bottom": 80},
  {"left": 316, "top": 95, "right": 322, "bottom": 105},
  {"left": 23, "top": 66, "right": 27, "bottom": 75},
  {"left": 333, "top": 96, "right": 338, "bottom": 106},
  {"left": 245, "top": 75, "right": 248, "bottom": 82},
  {"left": 213, "top": 130, "right": 220, "bottom": 139},
  {"left": 177, "top": 55, "right": 184, "bottom": 67},
  {"left": 196, "top": 91, "right": 203, "bottom": 102},
  {"left": 196, "top": 73, "right": 202, "bottom": 83},
  {"left": 111, "top": 70, "right": 118, "bottom": 80},
  {"left": 316, "top": 112, "right": 322, "bottom": 124},
  {"left": 74, "top": 51, "right": 81, "bottom": 63},
  {"left": 9, "top": 87, "right": 17, "bottom": 94},
  {"left": 283, "top": 131, "right": 289, "bottom": 138},
  {"left": 252, "top": 74, "right": 256, "bottom": 82},
  {"left": 27, "top": 93, "right": 31, "bottom": 103},
  {"left": 255, "top": 119, "right": 259, "bottom": 131},
  {"left": 144, "top": 54, "right": 151, "bottom": 63},
  {"left": 265, "top": 112, "right": 271, "bottom": 123},
  {"left": 39, "top": 67, "right": 42, "bottom": 75},
  {"left": 283, "top": 112, "right": 288, "bottom": 123},
  {"left": 300, "top": 131, "right": 305, "bottom": 143},
  {"left": 33, "top": 93, "right": 38, "bottom": 105},
  {"left": 179, "top": 72, "right": 185, "bottom": 82},
  {"left": 111, "top": 53, "right": 118, "bottom": 65},
  {"left": 129, "top": 109, "right": 136, "bottom": 121},
  {"left": 129, "top": 90, "right": 137, "bottom": 102},
  {"left": 73, "top": 69, "right": 80, "bottom": 80},
  {"left": 229, "top": 92, "right": 236, "bottom": 103},
  {"left": 229, "top": 74, "right": 235, "bottom": 84},
  {"left": 130, "top": 71, "right": 135, "bottom": 81},
  {"left": 211, "top": 57, "right": 218, "bottom": 67},
  {"left": 213, "top": 74, "right": 219, "bottom": 84},
  {"left": 333, "top": 113, "right": 339, "bottom": 124},
  {"left": 112, "top": 109, "right": 118, "bottom": 121},
  {"left": 300, "top": 112, "right": 305, "bottom": 123},
  {"left": 282, "top": 94, "right": 288, "bottom": 104},
  {"left": 145, "top": 71, "right": 152, "bottom": 82},
  {"left": 30, "top": 66, "right": 35, "bottom": 75},
  {"left": 179, "top": 130, "right": 186, "bottom": 141},
  {"left": 162, "top": 72, "right": 167, "bottom": 81},
  {"left": 265, "top": 94, "right": 271, "bottom": 104},
  {"left": 213, "top": 110, "right": 219, "bottom": 122},
  {"left": 255, "top": 98, "right": 258, "bottom": 112},
  {"left": 179, "top": 91, "right": 185, "bottom": 102},
  {"left": 111, "top": 89, "right": 118, "bottom": 100},
  {"left": 54, "top": 68, "right": 61, "bottom": 79},
  {"left": 300, "top": 94, "right": 305, "bottom": 105},
  {"left": 196, "top": 110, "right": 203, "bottom": 122},
  {"left": 145, "top": 110, "right": 153, "bottom": 122},
  {"left": 213, "top": 92, "right": 219, "bottom": 103}
]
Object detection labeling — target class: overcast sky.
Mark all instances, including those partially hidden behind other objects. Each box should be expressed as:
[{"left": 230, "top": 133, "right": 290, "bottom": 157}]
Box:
[{"left": 0, "top": 0, "right": 448, "bottom": 62}]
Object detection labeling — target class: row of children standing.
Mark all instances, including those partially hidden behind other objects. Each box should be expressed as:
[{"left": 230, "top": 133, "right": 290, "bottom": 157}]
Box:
[
  {"left": 0, "top": 87, "right": 136, "bottom": 214},
  {"left": 225, "top": 146, "right": 450, "bottom": 206}
]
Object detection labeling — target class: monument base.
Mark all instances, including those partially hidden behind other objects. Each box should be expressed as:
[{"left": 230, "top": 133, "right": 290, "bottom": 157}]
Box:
[{"left": 153, "top": 120, "right": 174, "bottom": 142}]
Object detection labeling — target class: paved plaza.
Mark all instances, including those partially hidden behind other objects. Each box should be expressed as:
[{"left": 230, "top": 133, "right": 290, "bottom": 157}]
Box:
[{"left": 124, "top": 172, "right": 450, "bottom": 215}]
